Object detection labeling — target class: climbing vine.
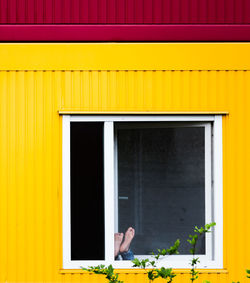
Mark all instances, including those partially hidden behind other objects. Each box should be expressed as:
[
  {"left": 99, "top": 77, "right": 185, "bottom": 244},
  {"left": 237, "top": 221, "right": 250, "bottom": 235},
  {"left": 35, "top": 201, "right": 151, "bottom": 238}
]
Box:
[{"left": 82, "top": 223, "right": 250, "bottom": 283}]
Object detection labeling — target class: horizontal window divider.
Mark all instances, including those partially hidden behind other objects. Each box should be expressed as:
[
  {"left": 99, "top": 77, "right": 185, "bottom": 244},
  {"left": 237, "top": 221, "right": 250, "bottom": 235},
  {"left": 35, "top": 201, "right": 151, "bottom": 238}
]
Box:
[{"left": 63, "top": 114, "right": 225, "bottom": 122}]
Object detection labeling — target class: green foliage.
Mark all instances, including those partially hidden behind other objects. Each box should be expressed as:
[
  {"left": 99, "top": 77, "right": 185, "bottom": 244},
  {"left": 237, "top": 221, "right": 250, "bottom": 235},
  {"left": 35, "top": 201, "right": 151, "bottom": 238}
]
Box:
[
  {"left": 194, "top": 223, "right": 216, "bottom": 234},
  {"left": 146, "top": 267, "right": 176, "bottom": 282},
  {"left": 188, "top": 223, "right": 216, "bottom": 282},
  {"left": 190, "top": 266, "right": 199, "bottom": 282},
  {"left": 247, "top": 269, "right": 250, "bottom": 279},
  {"left": 81, "top": 264, "right": 123, "bottom": 283},
  {"left": 152, "top": 239, "right": 180, "bottom": 260},
  {"left": 83, "top": 222, "right": 245, "bottom": 283},
  {"left": 132, "top": 240, "right": 179, "bottom": 282}
]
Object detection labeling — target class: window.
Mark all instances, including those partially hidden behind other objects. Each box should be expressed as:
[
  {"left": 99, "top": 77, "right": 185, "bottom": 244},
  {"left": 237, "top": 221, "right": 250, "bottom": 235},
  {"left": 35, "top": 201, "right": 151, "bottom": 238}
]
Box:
[{"left": 62, "top": 115, "right": 223, "bottom": 269}]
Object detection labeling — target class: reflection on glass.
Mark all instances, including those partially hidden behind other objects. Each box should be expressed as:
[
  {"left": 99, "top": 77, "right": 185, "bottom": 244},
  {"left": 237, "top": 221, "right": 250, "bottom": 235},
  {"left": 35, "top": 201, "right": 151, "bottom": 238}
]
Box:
[{"left": 117, "top": 124, "right": 205, "bottom": 256}]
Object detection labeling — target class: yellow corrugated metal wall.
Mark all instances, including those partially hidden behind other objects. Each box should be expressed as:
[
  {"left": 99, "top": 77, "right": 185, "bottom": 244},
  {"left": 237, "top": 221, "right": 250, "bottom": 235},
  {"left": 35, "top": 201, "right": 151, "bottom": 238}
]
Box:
[{"left": 0, "top": 47, "right": 250, "bottom": 283}]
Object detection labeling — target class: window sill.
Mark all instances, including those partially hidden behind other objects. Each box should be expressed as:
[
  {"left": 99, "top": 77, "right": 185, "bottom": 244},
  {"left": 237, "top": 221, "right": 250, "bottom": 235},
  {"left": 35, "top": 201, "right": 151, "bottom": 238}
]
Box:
[{"left": 59, "top": 268, "right": 228, "bottom": 274}]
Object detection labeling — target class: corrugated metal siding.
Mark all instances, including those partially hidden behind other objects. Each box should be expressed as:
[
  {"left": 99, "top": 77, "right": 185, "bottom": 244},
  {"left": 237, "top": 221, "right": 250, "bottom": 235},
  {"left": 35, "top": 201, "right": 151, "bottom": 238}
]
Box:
[
  {"left": 1, "top": 0, "right": 250, "bottom": 24},
  {"left": 1, "top": 70, "right": 250, "bottom": 282}
]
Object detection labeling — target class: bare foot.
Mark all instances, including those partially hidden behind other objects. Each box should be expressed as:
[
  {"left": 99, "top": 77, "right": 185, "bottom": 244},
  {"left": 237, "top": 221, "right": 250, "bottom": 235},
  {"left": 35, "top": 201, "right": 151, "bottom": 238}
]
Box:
[
  {"left": 120, "top": 227, "right": 135, "bottom": 253},
  {"left": 114, "top": 233, "right": 124, "bottom": 258}
]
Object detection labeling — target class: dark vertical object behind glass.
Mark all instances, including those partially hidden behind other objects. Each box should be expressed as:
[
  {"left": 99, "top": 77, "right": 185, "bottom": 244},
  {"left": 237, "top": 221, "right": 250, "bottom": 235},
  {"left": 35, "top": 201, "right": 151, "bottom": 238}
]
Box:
[{"left": 70, "top": 122, "right": 105, "bottom": 260}]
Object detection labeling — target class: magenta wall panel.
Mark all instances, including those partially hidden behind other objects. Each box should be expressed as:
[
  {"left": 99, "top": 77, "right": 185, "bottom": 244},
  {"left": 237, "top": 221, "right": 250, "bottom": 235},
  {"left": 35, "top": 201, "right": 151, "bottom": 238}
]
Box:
[
  {"left": 1, "top": 24, "right": 250, "bottom": 42},
  {"left": 1, "top": 0, "right": 250, "bottom": 24}
]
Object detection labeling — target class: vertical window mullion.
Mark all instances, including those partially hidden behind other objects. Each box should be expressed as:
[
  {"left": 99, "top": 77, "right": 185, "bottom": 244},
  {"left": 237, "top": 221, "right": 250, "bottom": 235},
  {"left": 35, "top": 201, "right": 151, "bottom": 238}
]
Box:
[
  {"left": 104, "top": 121, "right": 115, "bottom": 262},
  {"left": 205, "top": 123, "right": 212, "bottom": 260},
  {"left": 114, "top": 127, "right": 119, "bottom": 233},
  {"left": 213, "top": 115, "right": 223, "bottom": 267}
]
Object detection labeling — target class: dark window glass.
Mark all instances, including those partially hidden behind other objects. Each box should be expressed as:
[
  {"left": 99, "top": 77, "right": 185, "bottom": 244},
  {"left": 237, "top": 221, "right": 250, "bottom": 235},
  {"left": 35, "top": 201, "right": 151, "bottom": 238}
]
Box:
[
  {"left": 70, "top": 122, "right": 105, "bottom": 260},
  {"left": 117, "top": 124, "right": 205, "bottom": 255}
]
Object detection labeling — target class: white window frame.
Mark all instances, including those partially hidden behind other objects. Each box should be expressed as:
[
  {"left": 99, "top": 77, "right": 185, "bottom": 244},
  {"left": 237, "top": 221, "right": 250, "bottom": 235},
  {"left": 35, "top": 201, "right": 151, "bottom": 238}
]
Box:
[{"left": 62, "top": 115, "right": 223, "bottom": 270}]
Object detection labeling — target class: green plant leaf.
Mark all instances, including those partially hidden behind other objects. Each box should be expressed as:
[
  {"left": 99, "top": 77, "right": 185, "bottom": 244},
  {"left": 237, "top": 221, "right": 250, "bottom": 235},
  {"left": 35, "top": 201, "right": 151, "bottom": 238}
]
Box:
[{"left": 132, "top": 258, "right": 141, "bottom": 267}]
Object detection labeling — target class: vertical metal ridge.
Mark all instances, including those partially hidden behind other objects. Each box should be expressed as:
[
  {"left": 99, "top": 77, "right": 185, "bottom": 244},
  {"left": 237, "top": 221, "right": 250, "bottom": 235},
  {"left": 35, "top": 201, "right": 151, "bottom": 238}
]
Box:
[
  {"left": 244, "top": 71, "right": 250, "bottom": 268},
  {"left": 0, "top": 71, "right": 8, "bottom": 283},
  {"left": 232, "top": 71, "right": 246, "bottom": 282},
  {"left": 0, "top": 69, "right": 248, "bottom": 282},
  {"left": 236, "top": 71, "right": 245, "bottom": 282},
  {"left": 16, "top": 71, "right": 25, "bottom": 282},
  {"left": 0, "top": 0, "right": 249, "bottom": 23},
  {"left": 224, "top": 70, "right": 237, "bottom": 281},
  {"left": 7, "top": 71, "right": 16, "bottom": 282},
  {"left": 25, "top": 71, "right": 33, "bottom": 282},
  {"left": 35, "top": 71, "right": 44, "bottom": 282},
  {"left": 245, "top": 0, "right": 250, "bottom": 22}
]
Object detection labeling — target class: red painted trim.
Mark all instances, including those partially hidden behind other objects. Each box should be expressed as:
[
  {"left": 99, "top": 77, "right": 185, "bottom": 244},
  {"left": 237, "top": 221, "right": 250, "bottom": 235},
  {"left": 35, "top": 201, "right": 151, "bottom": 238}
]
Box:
[
  {"left": 0, "top": 25, "right": 250, "bottom": 41},
  {"left": 2, "top": 0, "right": 250, "bottom": 24}
]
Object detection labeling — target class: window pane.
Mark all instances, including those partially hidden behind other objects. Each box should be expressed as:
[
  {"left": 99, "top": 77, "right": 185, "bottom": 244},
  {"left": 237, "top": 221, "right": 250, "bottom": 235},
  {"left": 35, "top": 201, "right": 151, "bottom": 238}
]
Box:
[
  {"left": 117, "top": 124, "right": 205, "bottom": 255},
  {"left": 70, "top": 122, "right": 105, "bottom": 260}
]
